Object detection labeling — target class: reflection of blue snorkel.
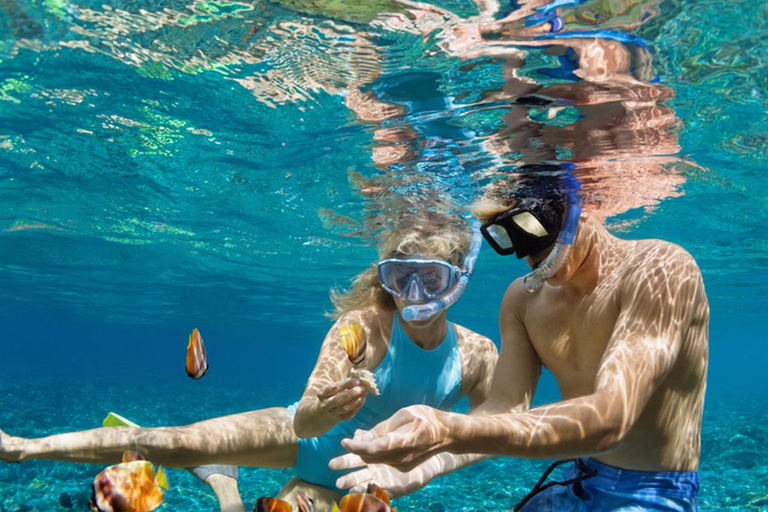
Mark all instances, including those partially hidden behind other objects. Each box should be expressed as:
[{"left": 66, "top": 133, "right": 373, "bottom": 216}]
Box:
[
  {"left": 401, "top": 223, "right": 483, "bottom": 322},
  {"left": 523, "top": 172, "right": 582, "bottom": 294}
]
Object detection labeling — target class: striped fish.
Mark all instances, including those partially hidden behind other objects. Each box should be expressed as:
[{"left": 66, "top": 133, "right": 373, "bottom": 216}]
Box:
[{"left": 185, "top": 328, "right": 208, "bottom": 379}]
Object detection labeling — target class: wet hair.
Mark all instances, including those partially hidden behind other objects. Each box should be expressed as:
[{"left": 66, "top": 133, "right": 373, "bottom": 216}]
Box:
[
  {"left": 329, "top": 211, "right": 472, "bottom": 319},
  {"left": 472, "top": 167, "right": 569, "bottom": 222}
]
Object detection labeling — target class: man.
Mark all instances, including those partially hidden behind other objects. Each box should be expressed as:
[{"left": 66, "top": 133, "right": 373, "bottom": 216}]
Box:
[{"left": 332, "top": 180, "right": 708, "bottom": 511}]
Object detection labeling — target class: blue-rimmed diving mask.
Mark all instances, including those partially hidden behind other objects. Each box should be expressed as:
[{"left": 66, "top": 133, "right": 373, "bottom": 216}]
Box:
[{"left": 377, "top": 258, "right": 461, "bottom": 304}]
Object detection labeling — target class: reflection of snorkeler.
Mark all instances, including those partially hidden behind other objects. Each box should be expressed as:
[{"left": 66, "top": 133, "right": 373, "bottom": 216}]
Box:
[
  {"left": 0, "top": 213, "right": 498, "bottom": 511},
  {"left": 391, "top": 0, "right": 688, "bottom": 221}
]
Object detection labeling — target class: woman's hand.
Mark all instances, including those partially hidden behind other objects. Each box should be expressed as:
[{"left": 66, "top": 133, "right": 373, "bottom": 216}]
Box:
[
  {"left": 317, "top": 378, "right": 369, "bottom": 422},
  {"left": 332, "top": 455, "right": 435, "bottom": 498},
  {"left": 340, "top": 405, "right": 453, "bottom": 472}
]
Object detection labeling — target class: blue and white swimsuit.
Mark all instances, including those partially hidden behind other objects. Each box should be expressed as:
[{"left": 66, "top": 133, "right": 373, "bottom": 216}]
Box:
[{"left": 290, "top": 314, "right": 463, "bottom": 491}]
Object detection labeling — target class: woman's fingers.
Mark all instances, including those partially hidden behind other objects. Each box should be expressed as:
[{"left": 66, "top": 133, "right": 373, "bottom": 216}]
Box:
[
  {"left": 317, "top": 378, "right": 360, "bottom": 401},
  {"left": 331, "top": 394, "right": 367, "bottom": 420}
]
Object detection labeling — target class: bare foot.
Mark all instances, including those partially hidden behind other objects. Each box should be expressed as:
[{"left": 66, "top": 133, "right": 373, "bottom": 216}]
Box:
[{"left": 0, "top": 428, "right": 22, "bottom": 462}]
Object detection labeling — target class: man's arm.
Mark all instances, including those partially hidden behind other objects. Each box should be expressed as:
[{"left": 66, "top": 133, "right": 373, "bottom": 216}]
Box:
[{"left": 446, "top": 252, "right": 696, "bottom": 459}]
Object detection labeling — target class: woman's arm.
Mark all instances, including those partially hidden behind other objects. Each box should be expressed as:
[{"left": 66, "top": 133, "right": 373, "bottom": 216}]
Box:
[{"left": 293, "top": 311, "right": 379, "bottom": 438}]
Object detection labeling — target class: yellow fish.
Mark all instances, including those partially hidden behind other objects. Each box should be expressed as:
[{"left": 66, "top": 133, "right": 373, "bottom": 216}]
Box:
[
  {"left": 185, "top": 328, "right": 208, "bottom": 379},
  {"left": 339, "top": 323, "right": 366, "bottom": 365},
  {"left": 89, "top": 451, "right": 169, "bottom": 512}
]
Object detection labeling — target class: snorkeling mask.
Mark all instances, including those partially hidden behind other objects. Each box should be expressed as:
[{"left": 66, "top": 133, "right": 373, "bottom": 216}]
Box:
[
  {"left": 377, "top": 223, "right": 483, "bottom": 321},
  {"left": 377, "top": 259, "right": 461, "bottom": 304},
  {"left": 481, "top": 168, "right": 582, "bottom": 293},
  {"left": 480, "top": 198, "right": 564, "bottom": 259}
]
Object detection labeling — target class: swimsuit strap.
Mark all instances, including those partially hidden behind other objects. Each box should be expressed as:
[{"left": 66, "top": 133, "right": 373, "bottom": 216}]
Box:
[{"left": 512, "top": 458, "right": 598, "bottom": 511}]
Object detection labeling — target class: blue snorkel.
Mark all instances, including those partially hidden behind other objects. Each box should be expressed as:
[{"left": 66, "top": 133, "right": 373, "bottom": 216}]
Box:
[
  {"left": 402, "top": 223, "right": 483, "bottom": 322},
  {"left": 523, "top": 170, "right": 582, "bottom": 293}
]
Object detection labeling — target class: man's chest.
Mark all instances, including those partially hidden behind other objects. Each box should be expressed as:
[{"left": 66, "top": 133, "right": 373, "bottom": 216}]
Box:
[{"left": 526, "top": 291, "right": 621, "bottom": 394}]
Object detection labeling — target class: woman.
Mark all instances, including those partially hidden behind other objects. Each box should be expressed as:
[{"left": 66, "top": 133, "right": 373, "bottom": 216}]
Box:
[{"left": 0, "top": 212, "right": 498, "bottom": 511}]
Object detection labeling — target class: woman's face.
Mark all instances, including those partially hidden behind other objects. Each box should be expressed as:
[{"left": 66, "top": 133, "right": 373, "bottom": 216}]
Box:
[
  {"left": 379, "top": 252, "right": 458, "bottom": 326},
  {"left": 393, "top": 295, "right": 448, "bottom": 328}
]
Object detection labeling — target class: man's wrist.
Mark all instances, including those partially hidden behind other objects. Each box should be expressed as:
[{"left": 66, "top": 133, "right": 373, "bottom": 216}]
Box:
[{"left": 440, "top": 409, "right": 465, "bottom": 453}]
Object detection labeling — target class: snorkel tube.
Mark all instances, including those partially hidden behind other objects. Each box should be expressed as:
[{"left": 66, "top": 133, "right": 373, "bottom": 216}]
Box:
[
  {"left": 402, "top": 223, "right": 483, "bottom": 322},
  {"left": 523, "top": 171, "right": 582, "bottom": 294}
]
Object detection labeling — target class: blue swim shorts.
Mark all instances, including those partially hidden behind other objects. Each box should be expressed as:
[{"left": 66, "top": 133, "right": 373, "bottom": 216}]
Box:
[{"left": 516, "top": 458, "right": 699, "bottom": 512}]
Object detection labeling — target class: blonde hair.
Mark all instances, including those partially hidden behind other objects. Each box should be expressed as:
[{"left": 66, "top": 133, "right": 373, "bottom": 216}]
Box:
[
  {"left": 329, "top": 211, "right": 472, "bottom": 319},
  {"left": 471, "top": 196, "right": 518, "bottom": 222}
]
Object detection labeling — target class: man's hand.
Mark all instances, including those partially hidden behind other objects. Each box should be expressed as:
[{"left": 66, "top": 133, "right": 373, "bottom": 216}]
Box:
[
  {"left": 340, "top": 405, "right": 452, "bottom": 472},
  {"left": 317, "top": 378, "right": 369, "bottom": 422}
]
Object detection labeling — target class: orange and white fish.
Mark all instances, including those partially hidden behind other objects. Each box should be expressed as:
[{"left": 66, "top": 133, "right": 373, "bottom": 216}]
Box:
[
  {"left": 255, "top": 492, "right": 313, "bottom": 512},
  {"left": 89, "top": 451, "right": 169, "bottom": 512},
  {"left": 331, "top": 483, "right": 396, "bottom": 512},
  {"left": 185, "top": 328, "right": 208, "bottom": 379}
]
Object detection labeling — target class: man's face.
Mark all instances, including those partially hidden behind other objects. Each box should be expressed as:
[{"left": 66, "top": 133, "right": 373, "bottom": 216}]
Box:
[{"left": 525, "top": 242, "right": 556, "bottom": 271}]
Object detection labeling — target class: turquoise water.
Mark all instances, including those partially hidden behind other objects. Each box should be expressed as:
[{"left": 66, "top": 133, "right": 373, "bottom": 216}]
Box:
[{"left": 1, "top": 0, "right": 767, "bottom": 510}]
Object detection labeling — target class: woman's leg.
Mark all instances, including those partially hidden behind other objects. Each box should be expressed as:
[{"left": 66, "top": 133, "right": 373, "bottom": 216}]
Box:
[
  {"left": 277, "top": 477, "right": 343, "bottom": 512},
  {"left": 0, "top": 407, "right": 298, "bottom": 468},
  {"left": 205, "top": 472, "right": 247, "bottom": 512}
]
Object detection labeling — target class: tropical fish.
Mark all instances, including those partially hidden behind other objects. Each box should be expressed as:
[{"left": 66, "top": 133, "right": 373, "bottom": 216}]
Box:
[
  {"left": 332, "top": 483, "right": 396, "bottom": 512},
  {"left": 89, "top": 451, "right": 169, "bottom": 512},
  {"left": 339, "top": 323, "right": 366, "bottom": 365},
  {"left": 296, "top": 492, "right": 315, "bottom": 512},
  {"left": 255, "top": 497, "right": 292, "bottom": 512},
  {"left": 185, "top": 328, "right": 208, "bottom": 379},
  {"left": 339, "top": 323, "right": 379, "bottom": 396},
  {"left": 255, "top": 492, "right": 313, "bottom": 512}
]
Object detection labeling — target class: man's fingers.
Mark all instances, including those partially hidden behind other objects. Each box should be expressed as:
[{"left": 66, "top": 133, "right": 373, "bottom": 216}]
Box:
[
  {"left": 352, "top": 429, "right": 375, "bottom": 442},
  {"left": 329, "top": 452, "right": 366, "bottom": 471},
  {"left": 342, "top": 433, "right": 398, "bottom": 460}
]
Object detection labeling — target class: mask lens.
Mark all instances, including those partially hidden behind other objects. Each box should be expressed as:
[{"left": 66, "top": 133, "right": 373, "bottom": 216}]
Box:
[
  {"left": 485, "top": 224, "right": 514, "bottom": 250},
  {"left": 416, "top": 264, "right": 452, "bottom": 295},
  {"left": 379, "top": 262, "right": 408, "bottom": 294},
  {"left": 378, "top": 260, "right": 455, "bottom": 298},
  {"left": 512, "top": 211, "right": 549, "bottom": 237}
]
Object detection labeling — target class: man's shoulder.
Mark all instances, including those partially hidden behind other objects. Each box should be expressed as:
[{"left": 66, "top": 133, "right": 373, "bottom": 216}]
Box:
[
  {"left": 617, "top": 238, "right": 703, "bottom": 293},
  {"left": 622, "top": 238, "right": 700, "bottom": 273}
]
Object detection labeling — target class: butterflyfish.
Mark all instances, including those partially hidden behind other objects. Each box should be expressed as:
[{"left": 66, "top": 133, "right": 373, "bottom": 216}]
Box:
[
  {"left": 338, "top": 489, "right": 393, "bottom": 512},
  {"left": 89, "top": 451, "right": 169, "bottom": 512},
  {"left": 255, "top": 496, "right": 292, "bottom": 512},
  {"left": 296, "top": 491, "right": 315, "bottom": 512},
  {"left": 339, "top": 323, "right": 366, "bottom": 365},
  {"left": 339, "top": 323, "right": 379, "bottom": 395},
  {"left": 254, "top": 492, "right": 313, "bottom": 512},
  {"left": 185, "top": 328, "right": 208, "bottom": 379}
]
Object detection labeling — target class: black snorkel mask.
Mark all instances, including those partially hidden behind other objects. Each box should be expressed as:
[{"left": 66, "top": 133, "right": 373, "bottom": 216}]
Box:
[
  {"left": 479, "top": 163, "right": 582, "bottom": 293},
  {"left": 480, "top": 197, "right": 565, "bottom": 259}
]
